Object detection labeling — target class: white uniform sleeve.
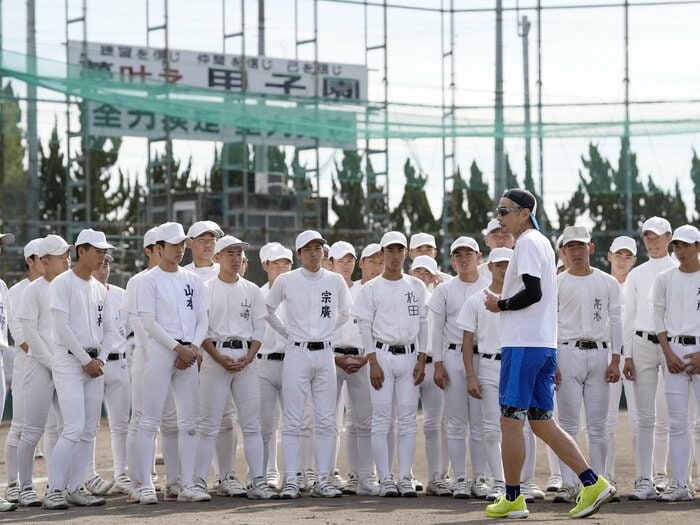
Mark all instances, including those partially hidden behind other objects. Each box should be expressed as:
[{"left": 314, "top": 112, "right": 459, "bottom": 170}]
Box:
[
  {"left": 250, "top": 286, "right": 268, "bottom": 342},
  {"left": 333, "top": 278, "right": 352, "bottom": 330},
  {"left": 351, "top": 284, "right": 376, "bottom": 354},
  {"left": 608, "top": 279, "right": 623, "bottom": 355},
  {"left": 140, "top": 312, "right": 179, "bottom": 350},
  {"left": 8, "top": 290, "right": 24, "bottom": 348},
  {"left": 51, "top": 308, "right": 93, "bottom": 366},
  {"left": 265, "top": 311, "right": 288, "bottom": 338},
  {"left": 651, "top": 273, "right": 668, "bottom": 335},
  {"left": 427, "top": 287, "right": 447, "bottom": 362},
  {"left": 193, "top": 309, "right": 208, "bottom": 348},
  {"left": 97, "top": 297, "right": 115, "bottom": 364},
  {"left": 21, "top": 318, "right": 52, "bottom": 370},
  {"left": 622, "top": 271, "right": 638, "bottom": 354},
  {"left": 417, "top": 285, "right": 429, "bottom": 354}
]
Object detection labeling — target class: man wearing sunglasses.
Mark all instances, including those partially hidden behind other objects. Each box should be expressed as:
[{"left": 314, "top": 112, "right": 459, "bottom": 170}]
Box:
[{"left": 483, "top": 189, "right": 615, "bottom": 519}]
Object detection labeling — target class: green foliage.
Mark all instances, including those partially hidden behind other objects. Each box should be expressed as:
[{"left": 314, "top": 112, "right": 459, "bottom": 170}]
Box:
[
  {"left": 465, "top": 161, "right": 493, "bottom": 239},
  {"left": 0, "top": 82, "right": 26, "bottom": 223},
  {"left": 331, "top": 150, "right": 366, "bottom": 231},
  {"left": 390, "top": 159, "right": 439, "bottom": 234},
  {"left": 39, "top": 121, "right": 66, "bottom": 223}
]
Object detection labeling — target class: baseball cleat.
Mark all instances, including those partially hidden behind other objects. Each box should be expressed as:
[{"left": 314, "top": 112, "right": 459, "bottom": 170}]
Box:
[
  {"left": 85, "top": 475, "right": 114, "bottom": 496},
  {"left": 279, "top": 476, "right": 300, "bottom": 499},
  {"left": 247, "top": 477, "right": 279, "bottom": 500},
  {"left": 311, "top": 474, "right": 342, "bottom": 498},
  {"left": 379, "top": 479, "right": 398, "bottom": 497},
  {"left": 452, "top": 477, "right": 472, "bottom": 499},
  {"left": 177, "top": 485, "right": 211, "bottom": 502},
  {"left": 65, "top": 488, "right": 106, "bottom": 507},
  {"left": 397, "top": 477, "right": 417, "bottom": 498},
  {"left": 18, "top": 487, "right": 42, "bottom": 507},
  {"left": 42, "top": 489, "right": 69, "bottom": 510},
  {"left": 657, "top": 480, "right": 692, "bottom": 502},
  {"left": 4, "top": 481, "right": 20, "bottom": 503},
  {"left": 553, "top": 485, "right": 579, "bottom": 503},
  {"left": 629, "top": 477, "right": 656, "bottom": 501}
]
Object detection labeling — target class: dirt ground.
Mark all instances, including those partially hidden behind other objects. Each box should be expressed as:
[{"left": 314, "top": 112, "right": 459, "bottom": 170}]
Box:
[{"left": 0, "top": 411, "right": 697, "bottom": 524}]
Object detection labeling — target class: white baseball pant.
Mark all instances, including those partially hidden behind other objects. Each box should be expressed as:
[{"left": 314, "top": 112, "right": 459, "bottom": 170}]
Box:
[
  {"left": 213, "top": 396, "right": 238, "bottom": 481},
  {"left": 335, "top": 361, "right": 373, "bottom": 479},
  {"left": 420, "top": 360, "right": 449, "bottom": 480},
  {"left": 606, "top": 355, "right": 638, "bottom": 480},
  {"left": 477, "top": 354, "right": 505, "bottom": 483},
  {"left": 258, "top": 356, "right": 284, "bottom": 476},
  {"left": 5, "top": 350, "right": 27, "bottom": 485}
]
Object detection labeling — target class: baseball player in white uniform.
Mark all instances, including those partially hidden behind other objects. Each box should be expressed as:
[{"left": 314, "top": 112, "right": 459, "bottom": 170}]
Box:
[
  {"left": 430, "top": 237, "right": 491, "bottom": 499},
  {"left": 257, "top": 242, "right": 293, "bottom": 488},
  {"left": 651, "top": 224, "right": 700, "bottom": 501},
  {"left": 45, "top": 228, "right": 116, "bottom": 510},
  {"left": 193, "top": 235, "right": 278, "bottom": 500},
  {"left": 623, "top": 217, "right": 677, "bottom": 500},
  {"left": 605, "top": 235, "right": 638, "bottom": 498},
  {"left": 553, "top": 226, "right": 622, "bottom": 503},
  {"left": 133, "top": 222, "right": 209, "bottom": 504},
  {"left": 328, "top": 241, "right": 379, "bottom": 496},
  {"left": 4, "top": 238, "right": 43, "bottom": 505},
  {"left": 16, "top": 235, "right": 71, "bottom": 508},
  {"left": 478, "top": 219, "right": 515, "bottom": 280},
  {"left": 352, "top": 231, "right": 428, "bottom": 498},
  {"left": 0, "top": 231, "right": 17, "bottom": 513},
  {"left": 266, "top": 230, "right": 352, "bottom": 499},
  {"left": 459, "top": 247, "right": 514, "bottom": 502},
  {"left": 84, "top": 255, "right": 131, "bottom": 495}
]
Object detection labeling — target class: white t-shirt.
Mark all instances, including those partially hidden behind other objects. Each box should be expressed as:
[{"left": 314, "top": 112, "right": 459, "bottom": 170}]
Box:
[
  {"left": 205, "top": 276, "right": 267, "bottom": 342},
  {"left": 137, "top": 266, "right": 208, "bottom": 344},
  {"left": 352, "top": 274, "right": 429, "bottom": 353},
  {"left": 499, "top": 228, "right": 557, "bottom": 348},
  {"left": 259, "top": 282, "right": 288, "bottom": 355},
  {"left": 266, "top": 267, "right": 351, "bottom": 343},
  {"left": 427, "top": 274, "right": 490, "bottom": 362},
  {"left": 8, "top": 278, "right": 29, "bottom": 347},
  {"left": 457, "top": 286, "right": 502, "bottom": 356},
  {"left": 332, "top": 282, "right": 364, "bottom": 350},
  {"left": 0, "top": 279, "right": 9, "bottom": 351},
  {"left": 557, "top": 268, "right": 623, "bottom": 354},
  {"left": 49, "top": 270, "right": 113, "bottom": 365},
  {"left": 122, "top": 268, "right": 151, "bottom": 351},
  {"left": 652, "top": 267, "right": 700, "bottom": 338},
  {"left": 17, "top": 277, "right": 54, "bottom": 369},
  {"left": 623, "top": 255, "right": 677, "bottom": 350},
  {"left": 184, "top": 262, "right": 219, "bottom": 282},
  {"left": 105, "top": 285, "right": 128, "bottom": 355}
]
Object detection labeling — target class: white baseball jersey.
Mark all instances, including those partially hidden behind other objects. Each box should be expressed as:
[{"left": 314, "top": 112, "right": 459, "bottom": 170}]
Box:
[
  {"left": 332, "top": 282, "right": 364, "bottom": 350},
  {"left": 0, "top": 279, "right": 9, "bottom": 351},
  {"left": 183, "top": 262, "right": 219, "bottom": 282},
  {"left": 49, "top": 270, "right": 114, "bottom": 365},
  {"left": 557, "top": 269, "right": 623, "bottom": 353},
  {"left": 105, "top": 285, "right": 129, "bottom": 355},
  {"left": 259, "top": 283, "right": 288, "bottom": 354},
  {"left": 266, "top": 267, "right": 351, "bottom": 343},
  {"left": 623, "top": 255, "right": 677, "bottom": 349},
  {"left": 17, "top": 277, "right": 55, "bottom": 370},
  {"left": 427, "top": 274, "right": 490, "bottom": 362},
  {"left": 457, "top": 287, "right": 502, "bottom": 356},
  {"left": 651, "top": 266, "right": 700, "bottom": 337},
  {"left": 205, "top": 276, "right": 267, "bottom": 341},
  {"left": 122, "top": 268, "right": 152, "bottom": 351},
  {"left": 7, "top": 278, "right": 30, "bottom": 347},
  {"left": 499, "top": 228, "right": 557, "bottom": 349},
  {"left": 351, "top": 274, "right": 429, "bottom": 353}
]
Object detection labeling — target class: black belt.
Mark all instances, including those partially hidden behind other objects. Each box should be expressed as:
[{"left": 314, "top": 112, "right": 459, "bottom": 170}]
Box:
[
  {"left": 565, "top": 341, "right": 608, "bottom": 350},
  {"left": 334, "top": 347, "right": 360, "bottom": 356},
  {"left": 671, "top": 336, "right": 698, "bottom": 345},
  {"left": 176, "top": 339, "right": 192, "bottom": 346},
  {"left": 69, "top": 348, "right": 99, "bottom": 359},
  {"left": 376, "top": 342, "right": 415, "bottom": 355},
  {"left": 257, "top": 352, "right": 285, "bottom": 361},
  {"left": 480, "top": 353, "right": 502, "bottom": 361},
  {"left": 295, "top": 341, "right": 326, "bottom": 351},
  {"left": 107, "top": 352, "right": 126, "bottom": 361},
  {"left": 635, "top": 331, "right": 659, "bottom": 345},
  {"left": 447, "top": 343, "right": 479, "bottom": 353},
  {"left": 424, "top": 356, "right": 433, "bottom": 364},
  {"left": 221, "top": 339, "right": 249, "bottom": 349}
]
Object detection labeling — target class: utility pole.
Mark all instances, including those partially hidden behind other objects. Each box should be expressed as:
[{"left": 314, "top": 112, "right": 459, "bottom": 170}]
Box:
[
  {"left": 536, "top": 0, "right": 544, "bottom": 227},
  {"left": 27, "top": 0, "right": 40, "bottom": 238},
  {"left": 519, "top": 15, "right": 532, "bottom": 188},
  {"left": 254, "top": 0, "right": 268, "bottom": 193},
  {"left": 623, "top": 0, "right": 633, "bottom": 232},
  {"left": 494, "top": 0, "right": 505, "bottom": 202}
]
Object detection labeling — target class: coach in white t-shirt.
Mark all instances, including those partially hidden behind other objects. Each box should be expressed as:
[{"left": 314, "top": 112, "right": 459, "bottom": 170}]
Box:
[{"left": 483, "top": 189, "right": 614, "bottom": 520}]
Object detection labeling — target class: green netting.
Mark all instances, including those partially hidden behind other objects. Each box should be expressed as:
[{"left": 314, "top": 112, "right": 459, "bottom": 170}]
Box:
[{"left": 2, "top": 49, "right": 700, "bottom": 143}]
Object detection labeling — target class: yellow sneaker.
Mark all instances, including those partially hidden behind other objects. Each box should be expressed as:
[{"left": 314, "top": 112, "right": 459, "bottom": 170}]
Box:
[
  {"left": 568, "top": 476, "right": 615, "bottom": 519},
  {"left": 486, "top": 494, "right": 529, "bottom": 519}
]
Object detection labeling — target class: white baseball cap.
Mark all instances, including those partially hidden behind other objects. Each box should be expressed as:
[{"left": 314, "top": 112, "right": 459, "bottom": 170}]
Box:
[
  {"left": 215, "top": 235, "right": 250, "bottom": 254},
  {"left": 38, "top": 234, "right": 73, "bottom": 257},
  {"left": 361, "top": 243, "right": 382, "bottom": 259},
  {"left": 260, "top": 242, "right": 283, "bottom": 263},
  {"left": 489, "top": 247, "right": 514, "bottom": 263},
  {"left": 322, "top": 243, "right": 330, "bottom": 255},
  {"left": 105, "top": 253, "right": 114, "bottom": 263},
  {"left": 485, "top": 219, "right": 501, "bottom": 235},
  {"left": 267, "top": 244, "right": 293, "bottom": 262},
  {"left": 187, "top": 220, "right": 224, "bottom": 239},
  {"left": 23, "top": 238, "right": 43, "bottom": 259},
  {"left": 144, "top": 227, "right": 159, "bottom": 248},
  {"left": 155, "top": 222, "right": 189, "bottom": 244},
  {"left": 411, "top": 255, "right": 438, "bottom": 275},
  {"left": 328, "top": 241, "right": 356, "bottom": 260},
  {"left": 642, "top": 216, "right": 672, "bottom": 236},
  {"left": 409, "top": 232, "right": 436, "bottom": 250},
  {"left": 556, "top": 234, "right": 565, "bottom": 249},
  {"left": 295, "top": 230, "right": 327, "bottom": 251},
  {"left": 381, "top": 231, "right": 407, "bottom": 248},
  {"left": 609, "top": 235, "right": 637, "bottom": 256},
  {"left": 0, "top": 232, "right": 15, "bottom": 246},
  {"left": 450, "top": 236, "right": 480, "bottom": 254},
  {"left": 672, "top": 224, "right": 700, "bottom": 244},
  {"left": 75, "top": 228, "right": 115, "bottom": 250},
  {"left": 561, "top": 225, "right": 591, "bottom": 246}
]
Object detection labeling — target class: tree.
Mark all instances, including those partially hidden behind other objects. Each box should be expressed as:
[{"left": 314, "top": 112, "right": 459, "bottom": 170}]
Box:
[
  {"left": 0, "top": 82, "right": 26, "bottom": 225},
  {"left": 366, "top": 157, "right": 389, "bottom": 232},
  {"left": 444, "top": 166, "right": 469, "bottom": 239},
  {"left": 689, "top": 149, "right": 700, "bottom": 222},
  {"left": 39, "top": 121, "right": 66, "bottom": 223},
  {"left": 465, "top": 160, "right": 494, "bottom": 239},
  {"left": 331, "top": 150, "right": 366, "bottom": 231},
  {"left": 390, "top": 158, "right": 439, "bottom": 234},
  {"left": 523, "top": 160, "right": 553, "bottom": 233}
]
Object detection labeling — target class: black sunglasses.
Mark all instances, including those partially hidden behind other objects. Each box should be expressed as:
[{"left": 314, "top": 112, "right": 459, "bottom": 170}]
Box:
[{"left": 495, "top": 206, "right": 525, "bottom": 217}]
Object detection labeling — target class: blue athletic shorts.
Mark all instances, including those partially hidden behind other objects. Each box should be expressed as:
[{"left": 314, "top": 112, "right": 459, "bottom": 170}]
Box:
[{"left": 499, "top": 347, "right": 557, "bottom": 411}]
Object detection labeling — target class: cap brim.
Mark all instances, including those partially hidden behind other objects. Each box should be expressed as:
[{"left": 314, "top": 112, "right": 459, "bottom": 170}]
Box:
[
  {"left": 0, "top": 233, "right": 16, "bottom": 245},
  {"left": 644, "top": 227, "right": 669, "bottom": 236},
  {"left": 672, "top": 235, "right": 699, "bottom": 244},
  {"left": 216, "top": 241, "right": 251, "bottom": 253},
  {"left": 88, "top": 241, "right": 116, "bottom": 250},
  {"left": 299, "top": 237, "right": 328, "bottom": 249},
  {"left": 563, "top": 237, "right": 591, "bottom": 246},
  {"left": 162, "top": 235, "right": 189, "bottom": 245},
  {"left": 412, "top": 265, "right": 436, "bottom": 274}
]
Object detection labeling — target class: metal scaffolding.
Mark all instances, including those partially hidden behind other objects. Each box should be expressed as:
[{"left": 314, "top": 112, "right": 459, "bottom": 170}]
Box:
[{"left": 440, "top": 0, "right": 456, "bottom": 267}]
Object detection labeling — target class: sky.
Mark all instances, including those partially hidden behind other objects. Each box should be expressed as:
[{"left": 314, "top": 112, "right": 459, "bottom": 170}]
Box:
[{"left": 2, "top": 0, "right": 700, "bottom": 229}]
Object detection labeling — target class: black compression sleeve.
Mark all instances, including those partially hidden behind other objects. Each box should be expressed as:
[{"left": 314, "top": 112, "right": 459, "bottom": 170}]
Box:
[{"left": 497, "top": 274, "right": 542, "bottom": 311}]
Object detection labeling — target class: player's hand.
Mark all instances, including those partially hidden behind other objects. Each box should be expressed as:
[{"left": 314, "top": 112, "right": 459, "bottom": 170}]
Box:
[
  {"left": 175, "top": 344, "right": 197, "bottom": 366},
  {"left": 665, "top": 351, "right": 686, "bottom": 374},
  {"left": 174, "top": 356, "right": 189, "bottom": 370},
  {"left": 83, "top": 358, "right": 104, "bottom": 379},
  {"left": 20, "top": 342, "right": 29, "bottom": 353},
  {"left": 413, "top": 361, "right": 426, "bottom": 386},
  {"left": 483, "top": 289, "right": 501, "bottom": 313},
  {"left": 554, "top": 367, "right": 562, "bottom": 390},
  {"left": 623, "top": 358, "right": 636, "bottom": 381},
  {"left": 369, "top": 360, "right": 384, "bottom": 390},
  {"left": 433, "top": 362, "right": 448, "bottom": 390},
  {"left": 466, "top": 375, "right": 482, "bottom": 399},
  {"left": 606, "top": 363, "right": 621, "bottom": 383},
  {"left": 684, "top": 352, "right": 700, "bottom": 374},
  {"left": 335, "top": 355, "right": 358, "bottom": 374}
]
